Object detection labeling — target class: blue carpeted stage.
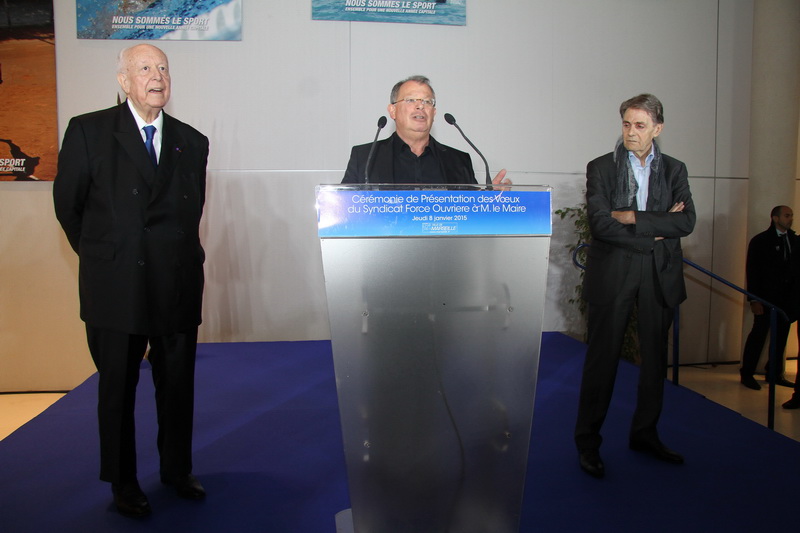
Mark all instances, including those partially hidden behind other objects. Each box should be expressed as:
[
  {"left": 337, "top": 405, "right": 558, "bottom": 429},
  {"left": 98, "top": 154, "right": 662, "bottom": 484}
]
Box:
[{"left": 1, "top": 333, "right": 797, "bottom": 532}]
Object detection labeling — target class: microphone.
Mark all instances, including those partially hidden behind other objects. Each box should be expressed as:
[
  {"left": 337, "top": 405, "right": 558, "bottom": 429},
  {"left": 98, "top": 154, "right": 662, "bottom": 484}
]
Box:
[
  {"left": 444, "top": 113, "right": 491, "bottom": 186},
  {"left": 365, "top": 116, "right": 387, "bottom": 184}
]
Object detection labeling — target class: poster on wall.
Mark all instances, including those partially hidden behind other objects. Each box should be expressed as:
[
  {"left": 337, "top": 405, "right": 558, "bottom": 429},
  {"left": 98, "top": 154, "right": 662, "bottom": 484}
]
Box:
[
  {"left": 312, "top": 0, "right": 465, "bottom": 26},
  {"left": 77, "top": 0, "right": 242, "bottom": 40},
  {"left": 0, "top": 0, "right": 57, "bottom": 181}
]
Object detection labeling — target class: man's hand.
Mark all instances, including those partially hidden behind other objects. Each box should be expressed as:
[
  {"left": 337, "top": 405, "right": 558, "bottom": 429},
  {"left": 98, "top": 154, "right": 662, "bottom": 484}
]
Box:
[
  {"left": 492, "top": 168, "right": 511, "bottom": 185},
  {"left": 750, "top": 301, "right": 765, "bottom": 316},
  {"left": 611, "top": 210, "right": 636, "bottom": 225},
  {"left": 614, "top": 201, "right": 685, "bottom": 228},
  {"left": 653, "top": 202, "right": 687, "bottom": 240}
]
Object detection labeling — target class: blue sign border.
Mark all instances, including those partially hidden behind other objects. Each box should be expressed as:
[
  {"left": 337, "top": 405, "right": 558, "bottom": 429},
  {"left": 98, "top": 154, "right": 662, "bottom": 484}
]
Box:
[{"left": 317, "top": 187, "right": 551, "bottom": 238}]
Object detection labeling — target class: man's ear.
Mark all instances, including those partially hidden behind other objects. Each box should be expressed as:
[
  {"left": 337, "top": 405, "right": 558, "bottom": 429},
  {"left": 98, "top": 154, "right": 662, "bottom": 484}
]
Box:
[{"left": 117, "top": 72, "right": 128, "bottom": 94}]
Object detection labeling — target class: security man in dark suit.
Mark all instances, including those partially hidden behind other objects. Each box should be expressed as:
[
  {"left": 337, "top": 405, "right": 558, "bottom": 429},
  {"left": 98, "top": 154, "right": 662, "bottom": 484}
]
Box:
[
  {"left": 739, "top": 205, "right": 798, "bottom": 391},
  {"left": 574, "top": 94, "right": 696, "bottom": 478},
  {"left": 342, "top": 75, "right": 509, "bottom": 185},
  {"left": 54, "top": 44, "right": 209, "bottom": 517}
]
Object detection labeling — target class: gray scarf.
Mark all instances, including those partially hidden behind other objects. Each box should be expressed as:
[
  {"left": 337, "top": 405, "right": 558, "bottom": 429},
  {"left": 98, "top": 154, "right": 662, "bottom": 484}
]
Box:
[{"left": 612, "top": 137, "right": 663, "bottom": 211}]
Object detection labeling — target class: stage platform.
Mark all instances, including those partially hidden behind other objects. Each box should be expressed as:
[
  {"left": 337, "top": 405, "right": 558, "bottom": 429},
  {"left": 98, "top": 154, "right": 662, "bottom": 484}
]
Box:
[{"left": 1, "top": 333, "right": 797, "bottom": 532}]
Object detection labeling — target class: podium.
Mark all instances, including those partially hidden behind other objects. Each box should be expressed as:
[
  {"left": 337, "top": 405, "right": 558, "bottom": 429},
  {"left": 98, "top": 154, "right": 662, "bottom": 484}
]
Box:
[{"left": 316, "top": 184, "right": 552, "bottom": 533}]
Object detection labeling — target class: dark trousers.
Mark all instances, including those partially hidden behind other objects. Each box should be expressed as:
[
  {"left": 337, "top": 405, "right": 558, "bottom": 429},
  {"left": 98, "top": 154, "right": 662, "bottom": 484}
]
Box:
[
  {"left": 740, "top": 312, "right": 791, "bottom": 378},
  {"left": 85, "top": 325, "right": 198, "bottom": 484},
  {"left": 794, "top": 327, "right": 800, "bottom": 395},
  {"left": 575, "top": 254, "right": 673, "bottom": 451}
]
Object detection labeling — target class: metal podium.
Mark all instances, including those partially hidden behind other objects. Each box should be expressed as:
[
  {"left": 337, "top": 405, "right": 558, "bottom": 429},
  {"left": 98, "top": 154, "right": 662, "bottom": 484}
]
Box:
[{"left": 316, "top": 184, "right": 552, "bottom": 533}]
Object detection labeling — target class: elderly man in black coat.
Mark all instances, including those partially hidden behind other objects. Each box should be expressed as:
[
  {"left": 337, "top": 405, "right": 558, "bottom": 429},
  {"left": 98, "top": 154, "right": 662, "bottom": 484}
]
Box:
[{"left": 54, "top": 44, "right": 209, "bottom": 518}]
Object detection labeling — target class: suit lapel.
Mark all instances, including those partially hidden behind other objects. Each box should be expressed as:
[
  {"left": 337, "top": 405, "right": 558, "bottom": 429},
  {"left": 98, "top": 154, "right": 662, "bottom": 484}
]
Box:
[
  {"left": 431, "top": 136, "right": 455, "bottom": 183},
  {"left": 150, "top": 113, "right": 183, "bottom": 200},
  {"left": 114, "top": 103, "right": 157, "bottom": 187}
]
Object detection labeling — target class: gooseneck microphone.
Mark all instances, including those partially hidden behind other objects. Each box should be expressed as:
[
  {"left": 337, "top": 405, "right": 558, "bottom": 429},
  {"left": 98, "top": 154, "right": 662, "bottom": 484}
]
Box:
[
  {"left": 444, "top": 113, "right": 491, "bottom": 186},
  {"left": 364, "top": 116, "right": 387, "bottom": 184}
]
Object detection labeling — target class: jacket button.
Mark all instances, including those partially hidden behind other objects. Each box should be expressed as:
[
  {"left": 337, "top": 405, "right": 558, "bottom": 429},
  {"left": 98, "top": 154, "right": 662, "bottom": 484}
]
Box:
[
  {"left": 132, "top": 189, "right": 139, "bottom": 195},
  {"left": 138, "top": 260, "right": 145, "bottom": 266}
]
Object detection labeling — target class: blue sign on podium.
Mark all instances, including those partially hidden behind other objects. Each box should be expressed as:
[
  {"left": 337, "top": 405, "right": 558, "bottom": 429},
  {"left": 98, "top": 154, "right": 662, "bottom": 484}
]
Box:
[{"left": 317, "top": 187, "right": 552, "bottom": 238}]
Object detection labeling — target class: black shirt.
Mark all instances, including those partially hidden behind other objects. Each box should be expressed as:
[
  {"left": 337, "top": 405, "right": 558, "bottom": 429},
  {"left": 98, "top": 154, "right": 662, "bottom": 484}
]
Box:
[{"left": 392, "top": 133, "right": 444, "bottom": 184}]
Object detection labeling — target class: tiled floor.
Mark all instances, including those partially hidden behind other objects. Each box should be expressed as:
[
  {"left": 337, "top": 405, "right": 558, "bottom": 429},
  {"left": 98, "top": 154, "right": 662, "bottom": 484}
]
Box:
[
  {"left": 1, "top": 365, "right": 798, "bottom": 443},
  {"left": 674, "top": 363, "right": 799, "bottom": 442}
]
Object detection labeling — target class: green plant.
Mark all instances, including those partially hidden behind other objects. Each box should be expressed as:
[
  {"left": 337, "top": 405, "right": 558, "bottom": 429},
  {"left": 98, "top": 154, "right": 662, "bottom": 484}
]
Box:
[
  {"left": 556, "top": 202, "right": 640, "bottom": 363},
  {"left": 555, "top": 204, "right": 591, "bottom": 318}
]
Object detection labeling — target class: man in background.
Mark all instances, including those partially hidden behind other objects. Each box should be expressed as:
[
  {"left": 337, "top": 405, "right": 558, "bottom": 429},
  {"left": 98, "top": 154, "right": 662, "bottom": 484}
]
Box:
[
  {"left": 739, "top": 205, "right": 798, "bottom": 391},
  {"left": 575, "top": 94, "right": 696, "bottom": 479},
  {"left": 54, "top": 44, "right": 209, "bottom": 517}
]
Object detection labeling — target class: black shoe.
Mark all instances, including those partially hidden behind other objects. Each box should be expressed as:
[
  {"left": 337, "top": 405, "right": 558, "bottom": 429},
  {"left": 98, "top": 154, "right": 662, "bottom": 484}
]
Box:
[
  {"left": 765, "top": 376, "right": 795, "bottom": 388},
  {"left": 111, "top": 481, "right": 151, "bottom": 518},
  {"left": 782, "top": 396, "right": 800, "bottom": 409},
  {"left": 578, "top": 449, "right": 605, "bottom": 478},
  {"left": 740, "top": 374, "right": 761, "bottom": 390},
  {"left": 629, "top": 439, "right": 684, "bottom": 464},
  {"left": 161, "top": 473, "right": 206, "bottom": 500}
]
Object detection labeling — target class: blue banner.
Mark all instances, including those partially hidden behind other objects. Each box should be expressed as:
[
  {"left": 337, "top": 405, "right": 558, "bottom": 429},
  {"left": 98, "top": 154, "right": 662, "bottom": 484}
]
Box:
[
  {"left": 317, "top": 188, "right": 552, "bottom": 237},
  {"left": 77, "top": 0, "right": 242, "bottom": 40},
  {"left": 312, "top": 0, "right": 466, "bottom": 26}
]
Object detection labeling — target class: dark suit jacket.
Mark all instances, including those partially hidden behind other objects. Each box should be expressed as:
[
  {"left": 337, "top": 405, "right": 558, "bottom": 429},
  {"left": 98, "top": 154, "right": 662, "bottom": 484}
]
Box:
[
  {"left": 341, "top": 132, "right": 477, "bottom": 184},
  {"left": 54, "top": 103, "right": 209, "bottom": 336},
  {"left": 582, "top": 151, "right": 696, "bottom": 308},
  {"left": 745, "top": 226, "right": 800, "bottom": 321}
]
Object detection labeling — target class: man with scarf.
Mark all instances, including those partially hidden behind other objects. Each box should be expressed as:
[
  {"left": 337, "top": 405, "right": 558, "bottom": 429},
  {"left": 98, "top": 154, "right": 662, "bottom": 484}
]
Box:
[{"left": 574, "top": 94, "right": 696, "bottom": 479}]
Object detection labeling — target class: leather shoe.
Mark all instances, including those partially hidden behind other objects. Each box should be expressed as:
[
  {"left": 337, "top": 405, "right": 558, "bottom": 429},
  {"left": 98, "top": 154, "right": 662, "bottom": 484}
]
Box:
[
  {"left": 765, "top": 376, "right": 795, "bottom": 388},
  {"left": 629, "top": 439, "right": 684, "bottom": 464},
  {"left": 161, "top": 473, "right": 206, "bottom": 500},
  {"left": 578, "top": 449, "right": 605, "bottom": 478},
  {"left": 111, "top": 481, "right": 151, "bottom": 518},
  {"left": 782, "top": 395, "right": 800, "bottom": 409},
  {"left": 740, "top": 374, "right": 761, "bottom": 390}
]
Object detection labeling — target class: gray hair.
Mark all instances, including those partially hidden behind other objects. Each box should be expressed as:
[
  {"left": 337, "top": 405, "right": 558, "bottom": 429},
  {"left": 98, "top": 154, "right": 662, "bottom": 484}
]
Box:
[
  {"left": 116, "top": 44, "right": 167, "bottom": 74},
  {"left": 116, "top": 46, "right": 133, "bottom": 74},
  {"left": 619, "top": 93, "right": 664, "bottom": 125},
  {"left": 390, "top": 75, "right": 435, "bottom": 104}
]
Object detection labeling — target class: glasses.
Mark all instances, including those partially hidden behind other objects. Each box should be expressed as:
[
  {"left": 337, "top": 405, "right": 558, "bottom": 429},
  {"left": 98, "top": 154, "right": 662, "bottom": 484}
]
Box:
[{"left": 393, "top": 97, "right": 436, "bottom": 108}]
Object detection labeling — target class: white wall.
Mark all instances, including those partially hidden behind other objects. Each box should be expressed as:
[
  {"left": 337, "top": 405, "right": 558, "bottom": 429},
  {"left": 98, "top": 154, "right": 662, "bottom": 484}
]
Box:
[{"left": 0, "top": 0, "right": 757, "bottom": 391}]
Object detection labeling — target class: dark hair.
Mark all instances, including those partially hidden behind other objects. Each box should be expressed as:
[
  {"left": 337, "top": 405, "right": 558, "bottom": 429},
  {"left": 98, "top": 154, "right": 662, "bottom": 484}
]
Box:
[
  {"left": 771, "top": 205, "right": 790, "bottom": 218},
  {"left": 620, "top": 93, "right": 664, "bottom": 125},
  {"left": 390, "top": 75, "right": 435, "bottom": 104}
]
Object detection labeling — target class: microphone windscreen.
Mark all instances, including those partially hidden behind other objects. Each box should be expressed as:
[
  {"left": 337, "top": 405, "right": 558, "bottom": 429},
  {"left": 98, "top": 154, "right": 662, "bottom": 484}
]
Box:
[
  {"left": 377, "top": 116, "right": 387, "bottom": 128},
  {"left": 444, "top": 113, "right": 456, "bottom": 125}
]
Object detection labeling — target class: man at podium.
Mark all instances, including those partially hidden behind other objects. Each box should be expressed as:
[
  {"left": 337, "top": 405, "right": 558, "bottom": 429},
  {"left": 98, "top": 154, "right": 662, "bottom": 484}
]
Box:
[{"left": 342, "top": 75, "right": 508, "bottom": 185}]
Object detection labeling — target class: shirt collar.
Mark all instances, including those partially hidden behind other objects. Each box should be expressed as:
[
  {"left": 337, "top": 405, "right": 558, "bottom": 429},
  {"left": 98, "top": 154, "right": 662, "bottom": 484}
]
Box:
[
  {"left": 393, "top": 131, "right": 436, "bottom": 157},
  {"left": 126, "top": 99, "right": 164, "bottom": 132},
  {"left": 627, "top": 144, "right": 655, "bottom": 168}
]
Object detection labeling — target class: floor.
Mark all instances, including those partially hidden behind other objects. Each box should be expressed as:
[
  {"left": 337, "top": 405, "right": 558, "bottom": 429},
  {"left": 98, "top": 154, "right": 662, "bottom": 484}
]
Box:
[
  {"left": 673, "top": 362, "right": 800, "bottom": 442},
  {"left": 1, "top": 363, "right": 798, "bottom": 443},
  {"left": 0, "top": 392, "right": 64, "bottom": 441}
]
